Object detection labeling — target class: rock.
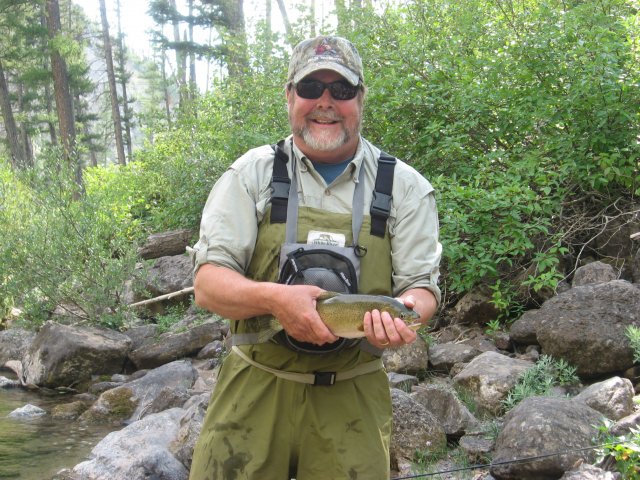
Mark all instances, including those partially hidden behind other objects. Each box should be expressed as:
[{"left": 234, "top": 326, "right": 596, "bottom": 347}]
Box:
[
  {"left": 382, "top": 334, "right": 429, "bottom": 374},
  {"left": 22, "top": 322, "right": 131, "bottom": 389},
  {"left": 453, "top": 351, "right": 532, "bottom": 415},
  {"left": 459, "top": 431, "right": 495, "bottom": 463},
  {"left": 72, "top": 408, "right": 189, "bottom": 480},
  {"left": 144, "top": 255, "right": 193, "bottom": 297},
  {"left": 491, "top": 397, "right": 603, "bottom": 480},
  {"left": 389, "top": 388, "right": 447, "bottom": 471},
  {"left": 572, "top": 261, "right": 617, "bottom": 287},
  {"left": 387, "top": 372, "right": 418, "bottom": 390},
  {"left": 429, "top": 342, "right": 481, "bottom": 373},
  {"left": 52, "top": 400, "right": 91, "bottom": 420},
  {"left": 0, "top": 328, "right": 36, "bottom": 365},
  {"left": 129, "top": 321, "right": 224, "bottom": 370},
  {"left": 0, "top": 375, "right": 20, "bottom": 388},
  {"left": 138, "top": 229, "right": 194, "bottom": 260},
  {"left": 509, "top": 309, "right": 541, "bottom": 345},
  {"left": 535, "top": 280, "right": 640, "bottom": 377},
  {"left": 411, "top": 383, "right": 479, "bottom": 437},
  {"left": 196, "top": 340, "right": 225, "bottom": 360},
  {"left": 573, "top": 377, "right": 635, "bottom": 420},
  {"left": 80, "top": 360, "right": 197, "bottom": 424},
  {"left": 608, "top": 411, "right": 640, "bottom": 436},
  {"left": 452, "top": 286, "right": 499, "bottom": 325},
  {"left": 169, "top": 392, "right": 210, "bottom": 470},
  {"left": 9, "top": 404, "right": 46, "bottom": 418},
  {"left": 560, "top": 463, "right": 621, "bottom": 479}
]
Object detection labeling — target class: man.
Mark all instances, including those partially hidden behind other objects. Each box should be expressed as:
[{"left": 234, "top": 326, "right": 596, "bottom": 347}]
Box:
[{"left": 189, "top": 35, "right": 441, "bottom": 480}]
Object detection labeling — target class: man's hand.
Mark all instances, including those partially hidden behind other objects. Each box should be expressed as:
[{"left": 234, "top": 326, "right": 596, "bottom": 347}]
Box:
[
  {"left": 270, "top": 285, "right": 339, "bottom": 345},
  {"left": 363, "top": 295, "right": 420, "bottom": 349}
]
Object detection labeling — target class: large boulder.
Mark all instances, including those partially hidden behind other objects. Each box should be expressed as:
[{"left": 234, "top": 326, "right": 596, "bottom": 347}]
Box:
[
  {"left": 383, "top": 335, "right": 429, "bottom": 374},
  {"left": 22, "top": 322, "right": 131, "bottom": 389},
  {"left": 72, "top": 408, "right": 189, "bottom": 480},
  {"left": 535, "top": 280, "right": 639, "bottom": 378},
  {"left": 491, "top": 397, "right": 605, "bottom": 480},
  {"left": 80, "top": 360, "right": 197, "bottom": 424},
  {"left": 128, "top": 321, "right": 224, "bottom": 370},
  {"left": 0, "top": 328, "right": 36, "bottom": 366},
  {"left": 573, "top": 377, "right": 635, "bottom": 420},
  {"left": 452, "top": 351, "right": 532, "bottom": 415},
  {"left": 390, "top": 388, "right": 447, "bottom": 472}
]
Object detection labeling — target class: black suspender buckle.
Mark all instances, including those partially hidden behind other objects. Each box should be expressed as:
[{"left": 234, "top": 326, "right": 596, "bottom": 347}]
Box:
[
  {"left": 370, "top": 191, "right": 392, "bottom": 219},
  {"left": 313, "top": 371, "right": 337, "bottom": 386},
  {"left": 270, "top": 177, "right": 290, "bottom": 200}
]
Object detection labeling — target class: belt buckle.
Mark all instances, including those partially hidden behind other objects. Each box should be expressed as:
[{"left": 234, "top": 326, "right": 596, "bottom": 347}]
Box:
[{"left": 313, "top": 371, "right": 336, "bottom": 386}]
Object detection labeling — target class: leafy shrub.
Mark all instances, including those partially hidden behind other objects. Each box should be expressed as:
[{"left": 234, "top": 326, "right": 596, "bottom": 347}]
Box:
[
  {"left": 596, "top": 421, "right": 640, "bottom": 479},
  {"left": 626, "top": 326, "right": 640, "bottom": 364},
  {"left": 0, "top": 154, "right": 139, "bottom": 329},
  {"left": 502, "top": 355, "right": 579, "bottom": 412}
]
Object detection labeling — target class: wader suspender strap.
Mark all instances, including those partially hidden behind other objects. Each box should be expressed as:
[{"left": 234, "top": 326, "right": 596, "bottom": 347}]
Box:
[
  {"left": 270, "top": 141, "right": 395, "bottom": 240},
  {"left": 285, "top": 151, "right": 366, "bottom": 245},
  {"left": 231, "top": 346, "right": 383, "bottom": 386},
  {"left": 269, "top": 140, "right": 290, "bottom": 224},
  {"left": 370, "top": 152, "right": 396, "bottom": 238}
]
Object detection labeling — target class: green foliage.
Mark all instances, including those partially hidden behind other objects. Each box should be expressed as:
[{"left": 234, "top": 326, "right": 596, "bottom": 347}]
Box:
[
  {"left": 0, "top": 153, "right": 138, "bottom": 329},
  {"left": 626, "top": 326, "right": 640, "bottom": 364},
  {"left": 502, "top": 355, "right": 580, "bottom": 412},
  {"left": 155, "top": 304, "right": 188, "bottom": 335},
  {"left": 596, "top": 421, "right": 640, "bottom": 479}
]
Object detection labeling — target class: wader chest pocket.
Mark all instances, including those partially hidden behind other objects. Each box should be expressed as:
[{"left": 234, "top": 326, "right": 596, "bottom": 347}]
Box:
[{"left": 278, "top": 244, "right": 360, "bottom": 294}]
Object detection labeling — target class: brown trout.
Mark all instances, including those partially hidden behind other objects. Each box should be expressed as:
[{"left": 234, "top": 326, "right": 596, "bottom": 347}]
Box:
[{"left": 269, "top": 291, "right": 421, "bottom": 339}]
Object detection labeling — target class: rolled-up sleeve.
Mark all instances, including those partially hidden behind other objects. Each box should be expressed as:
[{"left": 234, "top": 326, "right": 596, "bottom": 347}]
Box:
[
  {"left": 389, "top": 169, "right": 442, "bottom": 305},
  {"left": 190, "top": 167, "right": 259, "bottom": 276}
]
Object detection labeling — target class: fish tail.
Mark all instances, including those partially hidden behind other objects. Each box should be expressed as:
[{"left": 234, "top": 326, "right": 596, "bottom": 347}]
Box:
[{"left": 251, "top": 316, "right": 284, "bottom": 344}]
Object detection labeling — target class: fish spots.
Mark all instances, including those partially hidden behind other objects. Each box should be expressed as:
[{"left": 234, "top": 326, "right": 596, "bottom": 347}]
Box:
[{"left": 348, "top": 467, "right": 358, "bottom": 480}]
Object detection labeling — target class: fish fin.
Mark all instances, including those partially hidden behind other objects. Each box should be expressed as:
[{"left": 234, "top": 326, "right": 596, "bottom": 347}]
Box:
[
  {"left": 317, "top": 291, "right": 341, "bottom": 301},
  {"left": 406, "top": 322, "right": 422, "bottom": 331},
  {"left": 357, "top": 324, "right": 365, "bottom": 332},
  {"left": 252, "top": 317, "right": 283, "bottom": 344}
]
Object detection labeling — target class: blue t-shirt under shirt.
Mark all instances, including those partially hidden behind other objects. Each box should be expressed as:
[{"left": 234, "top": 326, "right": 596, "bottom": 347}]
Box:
[{"left": 311, "top": 157, "right": 353, "bottom": 185}]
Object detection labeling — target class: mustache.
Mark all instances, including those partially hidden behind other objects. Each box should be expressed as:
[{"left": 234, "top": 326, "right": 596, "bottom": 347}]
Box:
[{"left": 307, "top": 110, "right": 341, "bottom": 122}]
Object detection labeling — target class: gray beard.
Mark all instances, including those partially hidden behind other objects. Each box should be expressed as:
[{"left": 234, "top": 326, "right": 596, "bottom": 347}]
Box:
[{"left": 295, "top": 124, "right": 351, "bottom": 152}]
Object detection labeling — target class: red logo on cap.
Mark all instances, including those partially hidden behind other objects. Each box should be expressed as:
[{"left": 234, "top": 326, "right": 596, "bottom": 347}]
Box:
[{"left": 315, "top": 40, "right": 335, "bottom": 56}]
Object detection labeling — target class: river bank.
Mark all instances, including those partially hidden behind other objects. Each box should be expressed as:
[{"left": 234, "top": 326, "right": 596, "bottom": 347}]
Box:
[{"left": 0, "top": 370, "right": 117, "bottom": 480}]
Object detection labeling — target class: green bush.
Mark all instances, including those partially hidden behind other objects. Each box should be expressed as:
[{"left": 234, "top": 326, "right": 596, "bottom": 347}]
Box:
[{"left": 502, "top": 355, "right": 580, "bottom": 412}]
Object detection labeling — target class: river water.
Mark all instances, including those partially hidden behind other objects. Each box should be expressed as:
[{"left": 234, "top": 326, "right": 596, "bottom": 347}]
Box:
[{"left": 0, "top": 372, "right": 117, "bottom": 480}]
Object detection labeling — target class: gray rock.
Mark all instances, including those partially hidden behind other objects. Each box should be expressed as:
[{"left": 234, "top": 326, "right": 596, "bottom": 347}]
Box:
[
  {"left": 411, "top": 383, "right": 479, "bottom": 437},
  {"left": 22, "top": 322, "right": 131, "bottom": 389},
  {"left": 453, "top": 351, "right": 532, "bottom": 415},
  {"left": 129, "top": 321, "right": 224, "bottom": 370},
  {"left": 9, "top": 404, "right": 46, "bottom": 418},
  {"left": 382, "top": 334, "right": 429, "bottom": 374},
  {"left": 0, "top": 328, "right": 35, "bottom": 365},
  {"left": 572, "top": 261, "right": 617, "bottom": 287},
  {"left": 491, "top": 397, "right": 604, "bottom": 480},
  {"left": 535, "top": 280, "right": 640, "bottom": 377},
  {"left": 560, "top": 463, "right": 621, "bottom": 479},
  {"left": 452, "top": 286, "right": 499, "bottom": 325},
  {"left": 387, "top": 372, "right": 418, "bottom": 390},
  {"left": 390, "top": 388, "right": 447, "bottom": 472},
  {"left": 73, "top": 408, "right": 189, "bottom": 480},
  {"left": 573, "top": 377, "right": 635, "bottom": 420},
  {"left": 429, "top": 342, "right": 481, "bottom": 373}
]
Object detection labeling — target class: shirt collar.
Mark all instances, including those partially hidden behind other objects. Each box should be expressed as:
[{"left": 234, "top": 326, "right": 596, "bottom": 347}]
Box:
[{"left": 288, "top": 135, "right": 364, "bottom": 182}]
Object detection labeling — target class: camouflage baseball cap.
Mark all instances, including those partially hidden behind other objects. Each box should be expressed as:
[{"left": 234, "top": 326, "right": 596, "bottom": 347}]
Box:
[{"left": 287, "top": 35, "right": 364, "bottom": 86}]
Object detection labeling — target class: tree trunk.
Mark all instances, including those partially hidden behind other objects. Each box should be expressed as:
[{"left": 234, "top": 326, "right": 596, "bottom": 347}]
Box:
[
  {"left": 161, "top": 52, "right": 172, "bottom": 127},
  {"left": 116, "top": 0, "right": 133, "bottom": 160},
  {"left": 169, "top": 0, "right": 186, "bottom": 108},
  {"left": 0, "top": 59, "right": 26, "bottom": 169},
  {"left": 276, "top": 0, "right": 293, "bottom": 45},
  {"left": 310, "top": 0, "right": 316, "bottom": 37},
  {"left": 40, "top": 7, "right": 57, "bottom": 146},
  {"left": 99, "top": 0, "right": 126, "bottom": 166},
  {"left": 221, "top": 0, "right": 248, "bottom": 79},
  {"left": 46, "top": 0, "right": 80, "bottom": 186},
  {"left": 16, "top": 82, "right": 33, "bottom": 168},
  {"left": 188, "top": 0, "right": 196, "bottom": 94}
]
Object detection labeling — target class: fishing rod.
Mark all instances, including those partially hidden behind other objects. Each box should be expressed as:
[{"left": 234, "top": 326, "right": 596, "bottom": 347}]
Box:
[{"left": 391, "top": 441, "right": 625, "bottom": 480}]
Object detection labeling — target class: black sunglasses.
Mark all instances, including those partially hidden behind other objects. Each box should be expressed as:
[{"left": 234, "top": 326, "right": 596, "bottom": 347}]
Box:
[{"left": 294, "top": 80, "right": 361, "bottom": 101}]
